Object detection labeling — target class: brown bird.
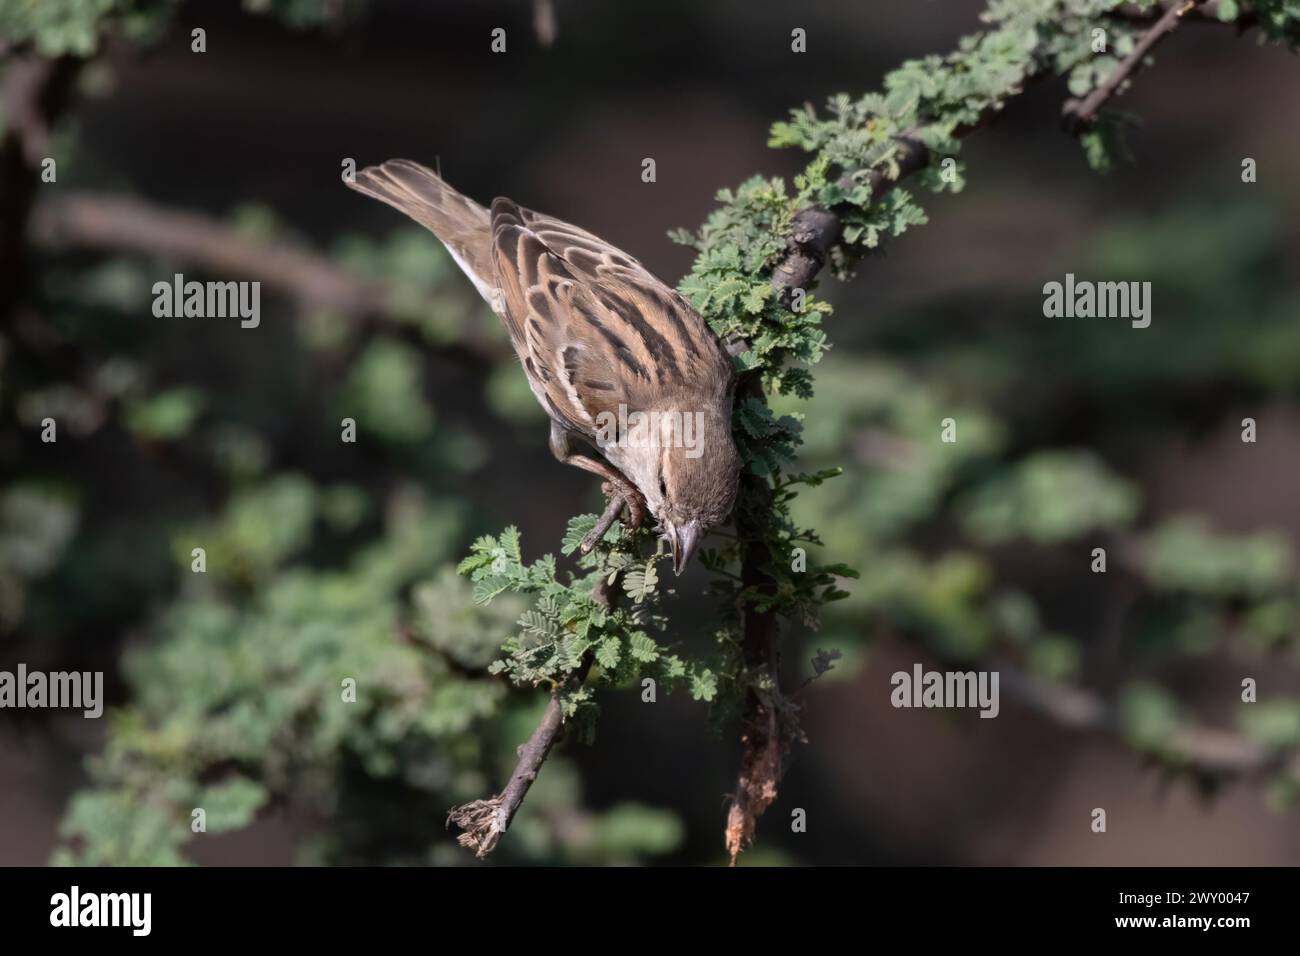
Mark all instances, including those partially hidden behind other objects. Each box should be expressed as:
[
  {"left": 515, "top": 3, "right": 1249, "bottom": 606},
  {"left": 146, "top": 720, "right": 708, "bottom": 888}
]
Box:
[{"left": 347, "top": 159, "right": 740, "bottom": 573}]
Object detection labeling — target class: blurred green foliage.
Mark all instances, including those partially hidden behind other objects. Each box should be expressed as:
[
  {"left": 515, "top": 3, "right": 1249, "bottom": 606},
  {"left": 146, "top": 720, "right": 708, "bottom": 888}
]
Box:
[{"left": 3, "top": 0, "right": 1299, "bottom": 867}]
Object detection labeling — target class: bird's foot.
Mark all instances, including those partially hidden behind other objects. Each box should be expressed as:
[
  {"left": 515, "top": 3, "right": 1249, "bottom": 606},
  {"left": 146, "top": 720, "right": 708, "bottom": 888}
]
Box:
[
  {"left": 579, "top": 480, "right": 647, "bottom": 554},
  {"left": 605, "top": 480, "right": 647, "bottom": 529}
]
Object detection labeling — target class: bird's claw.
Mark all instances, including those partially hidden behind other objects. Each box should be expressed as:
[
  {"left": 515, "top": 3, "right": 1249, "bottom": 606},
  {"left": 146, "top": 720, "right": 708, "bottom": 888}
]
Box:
[
  {"left": 578, "top": 481, "right": 647, "bottom": 554},
  {"left": 606, "top": 481, "right": 647, "bottom": 529}
]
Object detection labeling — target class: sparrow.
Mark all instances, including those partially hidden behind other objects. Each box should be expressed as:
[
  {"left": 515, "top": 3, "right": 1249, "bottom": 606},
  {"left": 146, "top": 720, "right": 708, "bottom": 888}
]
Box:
[{"left": 346, "top": 159, "right": 741, "bottom": 574}]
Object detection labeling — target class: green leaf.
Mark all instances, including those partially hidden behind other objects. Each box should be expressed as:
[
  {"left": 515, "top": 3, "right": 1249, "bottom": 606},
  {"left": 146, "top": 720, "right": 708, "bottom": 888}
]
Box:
[
  {"left": 499, "top": 526, "right": 523, "bottom": 565},
  {"left": 959, "top": 451, "right": 1139, "bottom": 544},
  {"left": 472, "top": 575, "right": 513, "bottom": 606},
  {"left": 1144, "top": 519, "right": 1294, "bottom": 598},
  {"left": 518, "top": 609, "right": 556, "bottom": 639},
  {"left": 689, "top": 668, "right": 718, "bottom": 702},
  {"left": 628, "top": 632, "right": 659, "bottom": 663},
  {"left": 338, "top": 337, "right": 435, "bottom": 444},
  {"left": 1118, "top": 683, "right": 1181, "bottom": 752},
  {"left": 197, "top": 778, "right": 268, "bottom": 834},
  {"left": 561, "top": 514, "right": 598, "bottom": 555},
  {"left": 1240, "top": 701, "right": 1300, "bottom": 750},
  {"left": 125, "top": 388, "right": 204, "bottom": 440},
  {"left": 622, "top": 562, "right": 659, "bottom": 603},
  {"left": 595, "top": 636, "right": 622, "bottom": 670}
]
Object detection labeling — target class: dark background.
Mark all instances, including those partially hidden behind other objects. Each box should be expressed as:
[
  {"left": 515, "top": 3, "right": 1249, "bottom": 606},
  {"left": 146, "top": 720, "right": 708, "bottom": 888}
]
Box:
[{"left": 4, "top": 0, "right": 1300, "bottom": 865}]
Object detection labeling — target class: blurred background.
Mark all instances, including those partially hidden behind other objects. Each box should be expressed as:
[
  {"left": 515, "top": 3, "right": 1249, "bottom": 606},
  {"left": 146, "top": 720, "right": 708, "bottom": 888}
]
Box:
[{"left": 3, "top": 0, "right": 1299, "bottom": 866}]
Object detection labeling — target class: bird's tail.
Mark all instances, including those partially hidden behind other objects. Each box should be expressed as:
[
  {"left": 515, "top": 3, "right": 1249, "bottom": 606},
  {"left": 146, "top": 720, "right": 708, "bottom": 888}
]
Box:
[{"left": 346, "top": 159, "right": 497, "bottom": 304}]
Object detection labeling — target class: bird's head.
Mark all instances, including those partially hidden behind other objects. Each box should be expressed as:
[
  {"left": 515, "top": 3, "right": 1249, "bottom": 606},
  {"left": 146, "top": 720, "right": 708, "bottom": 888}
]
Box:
[{"left": 619, "top": 401, "right": 740, "bottom": 575}]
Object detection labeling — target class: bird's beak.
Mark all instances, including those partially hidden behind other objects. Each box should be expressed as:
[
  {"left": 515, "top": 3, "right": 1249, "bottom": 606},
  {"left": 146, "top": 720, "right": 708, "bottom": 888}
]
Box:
[{"left": 669, "top": 519, "right": 703, "bottom": 576}]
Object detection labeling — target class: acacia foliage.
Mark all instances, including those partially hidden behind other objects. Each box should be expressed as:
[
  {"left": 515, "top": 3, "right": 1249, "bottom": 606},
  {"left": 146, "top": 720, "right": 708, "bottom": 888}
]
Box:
[{"left": 3, "top": 0, "right": 1298, "bottom": 865}]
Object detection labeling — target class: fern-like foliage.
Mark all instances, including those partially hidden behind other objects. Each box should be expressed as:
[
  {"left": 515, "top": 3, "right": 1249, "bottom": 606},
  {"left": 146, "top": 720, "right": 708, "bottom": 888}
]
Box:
[
  {"left": 463, "top": 0, "right": 1300, "bottom": 764},
  {"left": 458, "top": 521, "right": 719, "bottom": 723}
]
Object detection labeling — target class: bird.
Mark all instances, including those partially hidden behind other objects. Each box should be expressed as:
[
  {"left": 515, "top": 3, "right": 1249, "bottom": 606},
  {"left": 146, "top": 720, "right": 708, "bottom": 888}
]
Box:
[{"left": 346, "top": 159, "right": 741, "bottom": 574}]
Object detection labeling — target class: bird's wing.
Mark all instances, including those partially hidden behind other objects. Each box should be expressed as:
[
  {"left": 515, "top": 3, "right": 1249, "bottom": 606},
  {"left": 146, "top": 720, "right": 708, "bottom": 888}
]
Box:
[
  {"left": 506, "top": 202, "right": 732, "bottom": 391},
  {"left": 489, "top": 197, "right": 734, "bottom": 436},
  {"left": 346, "top": 159, "right": 499, "bottom": 306}
]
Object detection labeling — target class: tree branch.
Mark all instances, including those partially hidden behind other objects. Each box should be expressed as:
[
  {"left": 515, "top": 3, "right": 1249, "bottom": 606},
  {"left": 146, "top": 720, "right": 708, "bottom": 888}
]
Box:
[
  {"left": 724, "top": 122, "right": 944, "bottom": 863},
  {"left": 32, "top": 193, "right": 382, "bottom": 312},
  {"left": 765, "top": 0, "right": 1257, "bottom": 300},
  {"left": 446, "top": 576, "right": 614, "bottom": 858},
  {"left": 0, "top": 53, "right": 81, "bottom": 315},
  {"left": 721, "top": 0, "right": 1262, "bottom": 861},
  {"left": 997, "top": 660, "right": 1299, "bottom": 778},
  {"left": 1063, "top": 0, "right": 1208, "bottom": 133},
  {"left": 1108, "top": 0, "right": 1253, "bottom": 25},
  {"left": 725, "top": 473, "right": 782, "bottom": 863},
  {"left": 28, "top": 192, "right": 510, "bottom": 362}
]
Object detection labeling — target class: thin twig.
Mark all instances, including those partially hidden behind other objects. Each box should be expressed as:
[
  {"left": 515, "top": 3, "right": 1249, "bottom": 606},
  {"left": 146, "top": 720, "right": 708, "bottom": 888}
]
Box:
[
  {"left": 1108, "top": 0, "right": 1252, "bottom": 25},
  {"left": 1063, "top": 0, "right": 1207, "bottom": 133},
  {"left": 447, "top": 576, "right": 615, "bottom": 857}
]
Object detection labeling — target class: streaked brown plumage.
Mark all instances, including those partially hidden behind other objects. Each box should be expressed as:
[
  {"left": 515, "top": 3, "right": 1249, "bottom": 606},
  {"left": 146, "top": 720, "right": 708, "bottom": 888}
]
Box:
[{"left": 347, "top": 159, "right": 740, "bottom": 572}]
